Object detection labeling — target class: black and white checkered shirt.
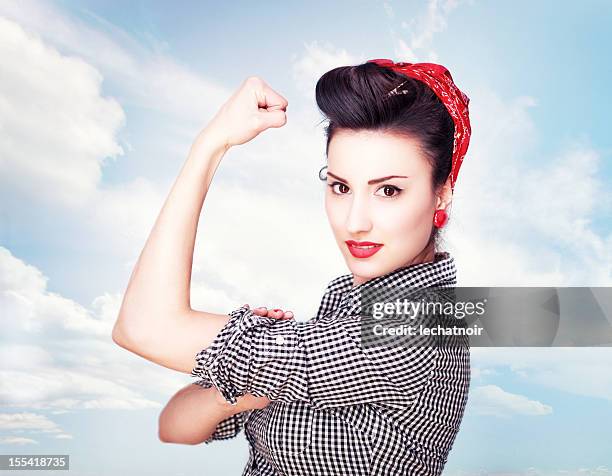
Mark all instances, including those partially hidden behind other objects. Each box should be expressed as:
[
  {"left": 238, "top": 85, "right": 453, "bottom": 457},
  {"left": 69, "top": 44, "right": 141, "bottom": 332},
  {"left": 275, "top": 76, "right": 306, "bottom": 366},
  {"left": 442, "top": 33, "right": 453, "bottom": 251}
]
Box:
[{"left": 191, "top": 251, "right": 471, "bottom": 475}]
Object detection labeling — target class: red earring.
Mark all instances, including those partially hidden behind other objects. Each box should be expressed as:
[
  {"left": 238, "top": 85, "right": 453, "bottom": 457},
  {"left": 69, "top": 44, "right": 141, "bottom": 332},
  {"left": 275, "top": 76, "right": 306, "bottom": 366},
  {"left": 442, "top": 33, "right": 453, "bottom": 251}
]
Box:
[{"left": 433, "top": 209, "right": 448, "bottom": 228}]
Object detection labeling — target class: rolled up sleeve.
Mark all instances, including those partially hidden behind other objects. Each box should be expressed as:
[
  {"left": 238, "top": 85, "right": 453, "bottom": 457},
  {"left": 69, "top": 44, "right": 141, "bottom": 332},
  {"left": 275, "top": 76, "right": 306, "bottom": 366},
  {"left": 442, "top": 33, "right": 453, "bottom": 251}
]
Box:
[{"left": 191, "top": 304, "right": 439, "bottom": 411}]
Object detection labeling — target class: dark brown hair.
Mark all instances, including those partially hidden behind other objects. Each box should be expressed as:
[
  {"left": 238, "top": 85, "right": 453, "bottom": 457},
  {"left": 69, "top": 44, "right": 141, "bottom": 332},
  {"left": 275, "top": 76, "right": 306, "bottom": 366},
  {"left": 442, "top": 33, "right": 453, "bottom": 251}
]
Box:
[{"left": 315, "top": 61, "right": 455, "bottom": 254}]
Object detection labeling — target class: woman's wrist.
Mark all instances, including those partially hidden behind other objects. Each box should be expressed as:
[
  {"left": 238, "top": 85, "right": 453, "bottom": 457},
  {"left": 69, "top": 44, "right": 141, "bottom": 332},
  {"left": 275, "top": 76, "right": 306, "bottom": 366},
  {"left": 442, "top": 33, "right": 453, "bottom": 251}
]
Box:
[
  {"left": 210, "top": 388, "right": 271, "bottom": 417},
  {"left": 192, "top": 125, "right": 231, "bottom": 156},
  {"left": 177, "top": 126, "right": 231, "bottom": 198},
  {"left": 210, "top": 386, "right": 242, "bottom": 417}
]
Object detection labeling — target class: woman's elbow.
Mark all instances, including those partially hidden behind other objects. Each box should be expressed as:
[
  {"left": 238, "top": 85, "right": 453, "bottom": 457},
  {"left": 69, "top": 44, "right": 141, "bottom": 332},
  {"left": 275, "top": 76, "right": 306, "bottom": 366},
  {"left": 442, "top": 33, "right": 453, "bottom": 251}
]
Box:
[
  {"left": 158, "top": 427, "right": 190, "bottom": 444},
  {"left": 112, "top": 298, "right": 156, "bottom": 347},
  {"left": 158, "top": 415, "right": 205, "bottom": 445},
  {"left": 158, "top": 415, "right": 183, "bottom": 444},
  {"left": 158, "top": 433, "right": 202, "bottom": 445},
  {"left": 111, "top": 313, "right": 154, "bottom": 353},
  {"left": 111, "top": 319, "right": 139, "bottom": 351},
  {"left": 112, "top": 321, "right": 127, "bottom": 346}
]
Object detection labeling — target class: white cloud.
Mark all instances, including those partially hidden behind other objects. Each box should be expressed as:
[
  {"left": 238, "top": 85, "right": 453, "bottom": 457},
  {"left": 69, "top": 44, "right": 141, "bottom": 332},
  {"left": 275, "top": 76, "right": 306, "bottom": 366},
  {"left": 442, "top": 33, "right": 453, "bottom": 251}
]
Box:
[
  {"left": 291, "top": 40, "right": 358, "bottom": 98},
  {"left": 0, "top": 412, "right": 73, "bottom": 443},
  {"left": 0, "top": 16, "right": 125, "bottom": 207},
  {"left": 467, "top": 384, "right": 553, "bottom": 418},
  {"left": 392, "top": 0, "right": 468, "bottom": 62},
  {"left": 0, "top": 412, "right": 61, "bottom": 431},
  {"left": 0, "top": 247, "right": 111, "bottom": 337},
  {"left": 383, "top": 2, "right": 394, "bottom": 19},
  {"left": 85, "top": 177, "right": 165, "bottom": 254},
  {"left": 471, "top": 366, "right": 497, "bottom": 380},
  {"left": 0, "top": 436, "right": 39, "bottom": 445}
]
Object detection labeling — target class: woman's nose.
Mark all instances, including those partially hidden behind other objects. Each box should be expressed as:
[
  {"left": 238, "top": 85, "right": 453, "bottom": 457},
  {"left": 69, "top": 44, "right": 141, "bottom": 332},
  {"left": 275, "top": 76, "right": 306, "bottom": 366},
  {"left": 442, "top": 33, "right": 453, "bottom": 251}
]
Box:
[{"left": 345, "top": 196, "right": 372, "bottom": 234}]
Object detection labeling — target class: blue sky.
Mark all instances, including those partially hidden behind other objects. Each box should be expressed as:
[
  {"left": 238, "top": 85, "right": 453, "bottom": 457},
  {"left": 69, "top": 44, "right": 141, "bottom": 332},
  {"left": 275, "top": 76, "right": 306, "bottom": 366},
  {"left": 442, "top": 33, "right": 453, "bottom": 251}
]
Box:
[{"left": 0, "top": 1, "right": 611, "bottom": 475}]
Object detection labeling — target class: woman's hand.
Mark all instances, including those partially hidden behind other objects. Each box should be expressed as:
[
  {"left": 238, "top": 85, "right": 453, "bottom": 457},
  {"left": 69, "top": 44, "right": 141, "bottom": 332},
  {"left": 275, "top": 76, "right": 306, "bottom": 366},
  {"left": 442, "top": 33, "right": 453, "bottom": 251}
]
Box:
[
  {"left": 205, "top": 76, "right": 289, "bottom": 149},
  {"left": 242, "top": 303, "right": 294, "bottom": 320},
  {"left": 222, "top": 391, "right": 272, "bottom": 415}
]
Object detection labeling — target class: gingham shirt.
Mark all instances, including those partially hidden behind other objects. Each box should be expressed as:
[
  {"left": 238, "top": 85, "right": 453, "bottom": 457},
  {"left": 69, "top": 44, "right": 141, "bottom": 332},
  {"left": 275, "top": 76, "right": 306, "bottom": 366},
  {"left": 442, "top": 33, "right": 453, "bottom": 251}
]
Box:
[{"left": 191, "top": 251, "right": 470, "bottom": 475}]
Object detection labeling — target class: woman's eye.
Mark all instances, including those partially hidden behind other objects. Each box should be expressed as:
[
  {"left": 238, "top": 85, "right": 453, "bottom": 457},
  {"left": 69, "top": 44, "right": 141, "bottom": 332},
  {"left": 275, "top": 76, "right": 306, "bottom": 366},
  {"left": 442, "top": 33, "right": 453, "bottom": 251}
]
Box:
[
  {"left": 375, "top": 185, "right": 403, "bottom": 198},
  {"left": 328, "top": 181, "right": 350, "bottom": 194}
]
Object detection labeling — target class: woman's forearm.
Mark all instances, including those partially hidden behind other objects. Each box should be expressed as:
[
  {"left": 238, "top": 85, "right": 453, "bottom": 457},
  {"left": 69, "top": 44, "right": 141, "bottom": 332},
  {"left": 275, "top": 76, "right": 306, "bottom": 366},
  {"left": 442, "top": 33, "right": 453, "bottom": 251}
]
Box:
[
  {"left": 159, "top": 383, "right": 271, "bottom": 445},
  {"left": 159, "top": 383, "right": 236, "bottom": 445},
  {"left": 113, "top": 128, "right": 229, "bottom": 339}
]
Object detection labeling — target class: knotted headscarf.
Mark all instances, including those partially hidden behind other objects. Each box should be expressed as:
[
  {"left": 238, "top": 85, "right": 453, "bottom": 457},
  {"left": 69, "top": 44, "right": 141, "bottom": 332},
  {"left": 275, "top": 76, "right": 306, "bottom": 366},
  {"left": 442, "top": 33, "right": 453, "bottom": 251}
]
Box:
[{"left": 366, "top": 58, "right": 471, "bottom": 193}]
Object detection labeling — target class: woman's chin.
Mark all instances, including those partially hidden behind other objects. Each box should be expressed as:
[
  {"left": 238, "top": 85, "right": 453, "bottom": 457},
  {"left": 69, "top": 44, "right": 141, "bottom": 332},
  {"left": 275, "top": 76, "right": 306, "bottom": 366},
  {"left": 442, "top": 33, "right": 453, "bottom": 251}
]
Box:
[{"left": 346, "top": 260, "right": 385, "bottom": 283}]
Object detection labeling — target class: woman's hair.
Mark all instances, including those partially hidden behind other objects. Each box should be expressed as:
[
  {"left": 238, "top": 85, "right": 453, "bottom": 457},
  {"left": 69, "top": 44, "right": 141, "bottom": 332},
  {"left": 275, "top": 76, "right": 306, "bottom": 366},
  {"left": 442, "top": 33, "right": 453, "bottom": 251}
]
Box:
[{"left": 315, "top": 61, "right": 455, "bottom": 253}]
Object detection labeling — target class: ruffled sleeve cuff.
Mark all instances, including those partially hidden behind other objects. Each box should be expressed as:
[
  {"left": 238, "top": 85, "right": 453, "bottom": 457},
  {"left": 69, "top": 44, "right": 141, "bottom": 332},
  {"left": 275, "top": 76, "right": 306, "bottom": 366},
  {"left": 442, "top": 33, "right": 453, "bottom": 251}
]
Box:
[{"left": 190, "top": 305, "right": 300, "bottom": 405}]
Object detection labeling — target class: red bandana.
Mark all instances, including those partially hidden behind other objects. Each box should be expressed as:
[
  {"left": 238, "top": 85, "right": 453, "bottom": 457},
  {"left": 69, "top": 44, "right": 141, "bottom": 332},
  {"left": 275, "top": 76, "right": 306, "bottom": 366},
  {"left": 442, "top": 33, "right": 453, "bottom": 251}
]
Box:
[{"left": 366, "top": 58, "right": 471, "bottom": 192}]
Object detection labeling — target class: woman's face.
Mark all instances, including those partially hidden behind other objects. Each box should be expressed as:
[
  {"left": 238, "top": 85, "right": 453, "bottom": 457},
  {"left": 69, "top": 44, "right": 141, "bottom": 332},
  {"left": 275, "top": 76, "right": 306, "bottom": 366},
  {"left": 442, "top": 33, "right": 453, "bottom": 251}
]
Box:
[{"left": 324, "top": 129, "right": 447, "bottom": 287}]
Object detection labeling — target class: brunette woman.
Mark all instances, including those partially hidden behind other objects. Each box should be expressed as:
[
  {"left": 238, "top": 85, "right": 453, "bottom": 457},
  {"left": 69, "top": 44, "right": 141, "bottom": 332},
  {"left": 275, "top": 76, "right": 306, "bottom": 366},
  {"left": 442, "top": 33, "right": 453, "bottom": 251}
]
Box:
[{"left": 113, "top": 58, "right": 472, "bottom": 475}]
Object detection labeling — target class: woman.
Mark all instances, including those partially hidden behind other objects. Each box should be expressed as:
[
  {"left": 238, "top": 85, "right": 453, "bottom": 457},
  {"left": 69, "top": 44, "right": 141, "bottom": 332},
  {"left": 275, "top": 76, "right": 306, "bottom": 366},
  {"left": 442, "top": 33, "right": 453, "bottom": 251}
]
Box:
[{"left": 113, "top": 58, "right": 472, "bottom": 475}]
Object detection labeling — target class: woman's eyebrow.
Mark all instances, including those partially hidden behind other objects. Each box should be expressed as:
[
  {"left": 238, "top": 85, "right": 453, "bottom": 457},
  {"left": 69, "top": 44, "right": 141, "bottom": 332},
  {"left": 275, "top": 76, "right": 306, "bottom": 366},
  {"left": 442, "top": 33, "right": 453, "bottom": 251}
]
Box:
[{"left": 327, "top": 171, "right": 409, "bottom": 185}]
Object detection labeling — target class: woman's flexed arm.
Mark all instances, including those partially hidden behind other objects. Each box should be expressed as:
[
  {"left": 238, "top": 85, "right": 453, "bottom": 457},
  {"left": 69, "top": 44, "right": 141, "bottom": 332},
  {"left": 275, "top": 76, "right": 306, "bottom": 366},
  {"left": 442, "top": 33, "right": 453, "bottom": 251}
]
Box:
[
  {"left": 112, "top": 77, "right": 288, "bottom": 374},
  {"left": 111, "top": 128, "right": 231, "bottom": 373}
]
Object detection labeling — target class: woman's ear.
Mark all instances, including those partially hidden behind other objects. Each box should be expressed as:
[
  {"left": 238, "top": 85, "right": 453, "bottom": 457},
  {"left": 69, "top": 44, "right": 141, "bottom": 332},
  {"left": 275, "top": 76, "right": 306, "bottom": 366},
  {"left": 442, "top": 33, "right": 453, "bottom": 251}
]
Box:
[{"left": 436, "top": 176, "right": 453, "bottom": 209}]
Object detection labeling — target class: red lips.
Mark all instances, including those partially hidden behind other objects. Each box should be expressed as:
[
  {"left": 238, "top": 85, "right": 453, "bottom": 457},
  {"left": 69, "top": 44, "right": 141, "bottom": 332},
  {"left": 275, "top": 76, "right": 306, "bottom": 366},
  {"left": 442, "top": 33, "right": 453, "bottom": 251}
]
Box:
[
  {"left": 345, "top": 240, "right": 384, "bottom": 258},
  {"left": 346, "top": 240, "right": 382, "bottom": 246}
]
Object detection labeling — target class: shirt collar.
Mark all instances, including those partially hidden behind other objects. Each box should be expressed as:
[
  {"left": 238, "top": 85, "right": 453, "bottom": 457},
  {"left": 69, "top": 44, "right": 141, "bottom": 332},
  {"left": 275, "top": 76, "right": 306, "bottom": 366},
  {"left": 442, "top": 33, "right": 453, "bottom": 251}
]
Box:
[{"left": 324, "top": 251, "right": 457, "bottom": 308}]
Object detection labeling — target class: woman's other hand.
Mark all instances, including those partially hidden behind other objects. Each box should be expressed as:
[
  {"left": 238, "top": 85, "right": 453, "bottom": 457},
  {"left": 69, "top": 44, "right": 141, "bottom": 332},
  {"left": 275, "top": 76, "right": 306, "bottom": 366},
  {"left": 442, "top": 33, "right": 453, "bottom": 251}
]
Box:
[
  {"left": 205, "top": 76, "right": 288, "bottom": 149},
  {"left": 225, "top": 392, "right": 272, "bottom": 415},
  {"left": 242, "top": 303, "right": 294, "bottom": 320}
]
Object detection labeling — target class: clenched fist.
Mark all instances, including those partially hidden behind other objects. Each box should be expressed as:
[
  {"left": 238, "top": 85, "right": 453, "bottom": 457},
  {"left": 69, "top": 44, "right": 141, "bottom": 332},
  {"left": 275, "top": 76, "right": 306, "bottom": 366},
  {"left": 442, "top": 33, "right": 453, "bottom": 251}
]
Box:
[{"left": 206, "top": 76, "right": 289, "bottom": 149}]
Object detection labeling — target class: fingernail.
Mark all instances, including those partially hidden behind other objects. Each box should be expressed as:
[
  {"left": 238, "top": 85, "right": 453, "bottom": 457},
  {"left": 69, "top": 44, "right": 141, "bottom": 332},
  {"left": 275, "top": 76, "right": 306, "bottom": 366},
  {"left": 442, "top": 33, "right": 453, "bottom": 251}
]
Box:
[{"left": 273, "top": 309, "right": 282, "bottom": 313}]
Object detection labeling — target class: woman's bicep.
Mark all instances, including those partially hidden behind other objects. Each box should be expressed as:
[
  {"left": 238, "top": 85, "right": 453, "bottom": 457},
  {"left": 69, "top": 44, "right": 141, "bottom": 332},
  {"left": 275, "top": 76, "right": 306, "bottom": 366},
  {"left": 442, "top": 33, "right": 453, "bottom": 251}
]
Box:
[{"left": 113, "top": 308, "right": 231, "bottom": 374}]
